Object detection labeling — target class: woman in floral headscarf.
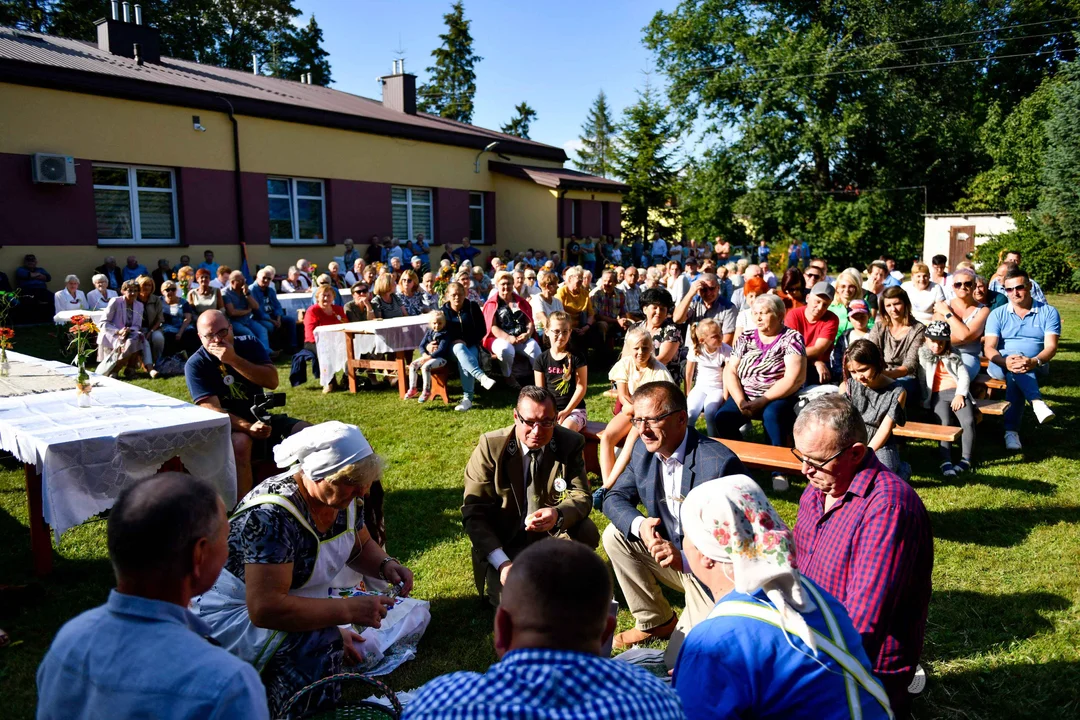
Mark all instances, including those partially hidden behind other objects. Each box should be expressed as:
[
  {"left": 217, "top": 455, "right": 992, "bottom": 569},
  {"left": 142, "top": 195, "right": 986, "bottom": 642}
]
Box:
[{"left": 673, "top": 476, "right": 893, "bottom": 720}]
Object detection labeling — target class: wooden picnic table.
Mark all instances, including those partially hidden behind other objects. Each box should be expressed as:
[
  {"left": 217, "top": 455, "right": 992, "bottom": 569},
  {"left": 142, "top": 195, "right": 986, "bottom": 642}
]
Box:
[{"left": 313, "top": 315, "right": 430, "bottom": 398}]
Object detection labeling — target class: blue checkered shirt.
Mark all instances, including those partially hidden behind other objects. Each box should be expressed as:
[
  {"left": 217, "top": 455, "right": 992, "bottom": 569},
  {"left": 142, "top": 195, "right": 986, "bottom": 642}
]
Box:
[{"left": 403, "top": 648, "right": 685, "bottom": 719}]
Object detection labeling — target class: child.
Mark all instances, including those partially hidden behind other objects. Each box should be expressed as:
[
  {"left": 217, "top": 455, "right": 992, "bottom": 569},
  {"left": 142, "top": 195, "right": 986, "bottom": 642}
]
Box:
[
  {"left": 840, "top": 339, "right": 907, "bottom": 474},
  {"left": 532, "top": 311, "right": 589, "bottom": 432},
  {"left": 597, "top": 327, "right": 674, "bottom": 507},
  {"left": 404, "top": 311, "right": 451, "bottom": 402},
  {"left": 685, "top": 318, "right": 731, "bottom": 430},
  {"left": 916, "top": 320, "right": 976, "bottom": 477},
  {"left": 830, "top": 299, "right": 872, "bottom": 378}
]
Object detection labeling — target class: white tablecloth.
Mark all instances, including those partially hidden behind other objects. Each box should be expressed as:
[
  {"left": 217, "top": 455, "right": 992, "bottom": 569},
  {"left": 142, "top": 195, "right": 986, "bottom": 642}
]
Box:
[
  {"left": 278, "top": 289, "right": 349, "bottom": 316},
  {"left": 314, "top": 315, "right": 430, "bottom": 386},
  {"left": 53, "top": 309, "right": 106, "bottom": 326},
  {"left": 0, "top": 351, "right": 236, "bottom": 540}
]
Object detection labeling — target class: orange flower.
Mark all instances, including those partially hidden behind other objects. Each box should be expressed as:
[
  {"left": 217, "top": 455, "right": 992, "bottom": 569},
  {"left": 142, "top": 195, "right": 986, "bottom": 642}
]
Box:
[
  {"left": 0, "top": 327, "right": 14, "bottom": 339},
  {"left": 69, "top": 315, "right": 86, "bottom": 325}
]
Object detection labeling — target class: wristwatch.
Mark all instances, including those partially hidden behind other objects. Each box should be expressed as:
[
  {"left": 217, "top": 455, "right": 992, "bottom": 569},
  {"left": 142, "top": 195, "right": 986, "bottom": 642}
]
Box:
[
  {"left": 944, "top": 312, "right": 953, "bottom": 320},
  {"left": 1035, "top": 357, "right": 1043, "bottom": 367},
  {"left": 553, "top": 508, "right": 565, "bottom": 531},
  {"left": 378, "top": 555, "right": 398, "bottom": 580}
]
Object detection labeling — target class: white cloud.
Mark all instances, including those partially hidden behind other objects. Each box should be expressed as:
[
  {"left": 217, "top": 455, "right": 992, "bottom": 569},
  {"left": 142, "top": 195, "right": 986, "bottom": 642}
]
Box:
[{"left": 562, "top": 138, "right": 584, "bottom": 159}]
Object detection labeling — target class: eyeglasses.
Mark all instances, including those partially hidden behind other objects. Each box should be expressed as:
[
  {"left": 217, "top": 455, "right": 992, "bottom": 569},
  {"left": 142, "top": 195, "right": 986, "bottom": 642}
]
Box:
[
  {"left": 701, "top": 284, "right": 719, "bottom": 292},
  {"left": 805, "top": 272, "right": 821, "bottom": 279},
  {"left": 953, "top": 281, "right": 974, "bottom": 289},
  {"left": 516, "top": 414, "right": 555, "bottom": 429},
  {"left": 200, "top": 327, "right": 230, "bottom": 342},
  {"left": 1003, "top": 284, "right": 1027, "bottom": 294},
  {"left": 790, "top": 444, "right": 852, "bottom": 472},
  {"left": 630, "top": 409, "right": 681, "bottom": 430},
  {"left": 548, "top": 329, "right": 569, "bottom": 337},
  {"left": 353, "top": 288, "right": 369, "bottom": 294}
]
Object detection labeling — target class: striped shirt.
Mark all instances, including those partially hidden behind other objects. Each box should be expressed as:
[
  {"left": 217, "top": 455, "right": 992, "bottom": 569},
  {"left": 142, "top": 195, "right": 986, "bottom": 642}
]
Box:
[
  {"left": 403, "top": 648, "right": 685, "bottom": 720},
  {"left": 793, "top": 454, "right": 934, "bottom": 689},
  {"left": 730, "top": 327, "right": 805, "bottom": 399}
]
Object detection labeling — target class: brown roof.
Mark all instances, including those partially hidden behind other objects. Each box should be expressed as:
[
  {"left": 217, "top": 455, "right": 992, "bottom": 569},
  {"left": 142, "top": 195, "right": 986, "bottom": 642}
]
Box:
[
  {"left": 0, "top": 26, "right": 567, "bottom": 163},
  {"left": 489, "top": 161, "right": 628, "bottom": 193}
]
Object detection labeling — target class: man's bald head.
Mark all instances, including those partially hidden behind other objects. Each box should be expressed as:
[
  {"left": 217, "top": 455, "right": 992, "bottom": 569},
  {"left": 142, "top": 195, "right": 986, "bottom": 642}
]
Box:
[{"left": 497, "top": 539, "right": 613, "bottom": 656}]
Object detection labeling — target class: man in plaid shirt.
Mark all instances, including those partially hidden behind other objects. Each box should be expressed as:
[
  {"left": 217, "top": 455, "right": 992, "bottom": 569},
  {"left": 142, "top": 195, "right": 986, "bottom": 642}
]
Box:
[
  {"left": 404, "top": 539, "right": 683, "bottom": 720},
  {"left": 792, "top": 395, "right": 933, "bottom": 717},
  {"left": 590, "top": 269, "right": 630, "bottom": 349}
]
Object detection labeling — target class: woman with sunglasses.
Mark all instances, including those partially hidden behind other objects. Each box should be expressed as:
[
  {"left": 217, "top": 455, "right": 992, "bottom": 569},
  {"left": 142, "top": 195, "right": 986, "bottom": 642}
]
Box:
[
  {"left": 159, "top": 280, "right": 198, "bottom": 356},
  {"left": 932, "top": 266, "right": 989, "bottom": 381},
  {"left": 344, "top": 282, "right": 372, "bottom": 322}
]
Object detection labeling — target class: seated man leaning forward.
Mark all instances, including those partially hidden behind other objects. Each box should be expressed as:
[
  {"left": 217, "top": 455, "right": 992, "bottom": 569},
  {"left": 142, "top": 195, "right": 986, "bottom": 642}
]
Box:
[
  {"left": 405, "top": 538, "right": 684, "bottom": 720},
  {"left": 792, "top": 394, "right": 933, "bottom": 717},
  {"left": 37, "top": 473, "right": 269, "bottom": 720},
  {"left": 192, "top": 422, "right": 414, "bottom": 718},
  {"left": 602, "top": 380, "right": 748, "bottom": 666},
  {"left": 186, "top": 309, "right": 309, "bottom": 496},
  {"left": 463, "top": 386, "right": 599, "bottom": 606}
]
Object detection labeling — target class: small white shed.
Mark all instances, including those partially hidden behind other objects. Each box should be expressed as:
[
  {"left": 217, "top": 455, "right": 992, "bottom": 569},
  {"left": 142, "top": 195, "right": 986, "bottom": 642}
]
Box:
[{"left": 922, "top": 213, "right": 1016, "bottom": 268}]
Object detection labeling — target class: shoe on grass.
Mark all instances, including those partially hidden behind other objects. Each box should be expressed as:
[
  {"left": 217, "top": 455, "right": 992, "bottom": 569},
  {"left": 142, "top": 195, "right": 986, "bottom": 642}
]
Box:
[
  {"left": 941, "top": 462, "right": 956, "bottom": 478},
  {"left": 771, "top": 473, "right": 790, "bottom": 492},
  {"left": 404, "top": 388, "right": 418, "bottom": 400},
  {"left": 1032, "top": 399, "right": 1055, "bottom": 424},
  {"left": 955, "top": 458, "right": 972, "bottom": 474},
  {"left": 417, "top": 392, "right": 429, "bottom": 403},
  {"left": 455, "top": 396, "right": 473, "bottom": 412},
  {"left": 479, "top": 375, "right": 496, "bottom": 390},
  {"left": 1004, "top": 431, "right": 1022, "bottom": 451},
  {"left": 613, "top": 613, "right": 678, "bottom": 650}
]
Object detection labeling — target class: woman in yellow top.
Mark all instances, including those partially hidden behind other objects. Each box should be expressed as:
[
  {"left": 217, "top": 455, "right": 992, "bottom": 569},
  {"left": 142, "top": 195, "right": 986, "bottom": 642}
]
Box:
[{"left": 555, "top": 266, "right": 595, "bottom": 348}]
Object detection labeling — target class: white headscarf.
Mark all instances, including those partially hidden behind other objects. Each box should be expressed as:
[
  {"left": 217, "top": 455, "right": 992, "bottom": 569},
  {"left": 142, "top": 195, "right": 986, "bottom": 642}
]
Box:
[
  {"left": 273, "top": 421, "right": 373, "bottom": 481},
  {"left": 681, "top": 475, "right": 817, "bottom": 652}
]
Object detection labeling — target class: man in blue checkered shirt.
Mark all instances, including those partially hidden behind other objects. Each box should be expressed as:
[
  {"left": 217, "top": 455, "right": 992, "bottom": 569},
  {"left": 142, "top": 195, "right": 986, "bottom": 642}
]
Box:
[{"left": 404, "top": 539, "right": 684, "bottom": 720}]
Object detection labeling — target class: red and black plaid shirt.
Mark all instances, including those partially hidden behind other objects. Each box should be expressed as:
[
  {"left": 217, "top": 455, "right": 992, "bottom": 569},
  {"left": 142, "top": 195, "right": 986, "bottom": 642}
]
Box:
[{"left": 793, "top": 454, "right": 933, "bottom": 687}]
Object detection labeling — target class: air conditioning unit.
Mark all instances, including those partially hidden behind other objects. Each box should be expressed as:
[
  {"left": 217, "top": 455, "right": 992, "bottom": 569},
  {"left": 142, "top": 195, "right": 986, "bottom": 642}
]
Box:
[{"left": 32, "top": 153, "right": 76, "bottom": 184}]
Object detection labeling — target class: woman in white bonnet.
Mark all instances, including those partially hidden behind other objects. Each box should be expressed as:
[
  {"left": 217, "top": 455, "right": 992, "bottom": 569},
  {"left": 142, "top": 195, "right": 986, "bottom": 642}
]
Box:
[
  {"left": 672, "top": 475, "right": 893, "bottom": 719},
  {"left": 192, "top": 421, "right": 414, "bottom": 718}
]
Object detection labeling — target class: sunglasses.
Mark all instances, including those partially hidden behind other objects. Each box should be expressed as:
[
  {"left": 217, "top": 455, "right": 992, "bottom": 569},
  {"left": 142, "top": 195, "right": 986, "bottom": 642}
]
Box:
[
  {"left": 952, "top": 281, "right": 974, "bottom": 289},
  {"left": 353, "top": 288, "right": 370, "bottom": 294},
  {"left": 1003, "top": 284, "right": 1027, "bottom": 293}
]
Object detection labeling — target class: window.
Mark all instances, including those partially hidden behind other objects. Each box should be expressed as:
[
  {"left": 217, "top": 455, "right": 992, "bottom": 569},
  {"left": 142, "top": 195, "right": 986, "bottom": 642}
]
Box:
[
  {"left": 93, "top": 164, "right": 179, "bottom": 245},
  {"left": 571, "top": 200, "right": 581, "bottom": 236},
  {"left": 391, "top": 186, "right": 433, "bottom": 240},
  {"left": 268, "top": 177, "right": 325, "bottom": 244},
  {"left": 469, "top": 192, "right": 485, "bottom": 243}
]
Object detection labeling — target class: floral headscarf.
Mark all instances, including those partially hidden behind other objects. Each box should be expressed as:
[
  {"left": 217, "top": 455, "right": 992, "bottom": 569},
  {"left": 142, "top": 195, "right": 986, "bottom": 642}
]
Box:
[{"left": 682, "top": 475, "right": 817, "bottom": 651}]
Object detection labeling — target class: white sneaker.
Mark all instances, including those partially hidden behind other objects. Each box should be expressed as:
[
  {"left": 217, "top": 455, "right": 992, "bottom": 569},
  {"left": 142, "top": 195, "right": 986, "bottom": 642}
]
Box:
[
  {"left": 771, "top": 474, "right": 790, "bottom": 492},
  {"left": 455, "top": 396, "right": 473, "bottom": 412},
  {"left": 1032, "top": 400, "right": 1055, "bottom": 424},
  {"left": 1004, "top": 431, "right": 1022, "bottom": 451},
  {"left": 479, "top": 375, "right": 496, "bottom": 390}
]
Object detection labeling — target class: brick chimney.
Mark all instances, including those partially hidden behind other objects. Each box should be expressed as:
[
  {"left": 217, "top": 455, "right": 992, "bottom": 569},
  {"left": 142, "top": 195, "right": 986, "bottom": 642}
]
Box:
[
  {"left": 381, "top": 59, "right": 417, "bottom": 115},
  {"left": 95, "top": 2, "right": 161, "bottom": 64}
]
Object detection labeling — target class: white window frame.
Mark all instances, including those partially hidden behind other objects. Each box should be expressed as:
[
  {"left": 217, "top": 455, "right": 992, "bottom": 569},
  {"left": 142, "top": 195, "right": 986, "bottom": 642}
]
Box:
[
  {"left": 391, "top": 186, "right": 434, "bottom": 241},
  {"left": 93, "top": 163, "right": 180, "bottom": 245},
  {"left": 268, "top": 176, "right": 327, "bottom": 245},
  {"left": 469, "top": 191, "right": 485, "bottom": 244}
]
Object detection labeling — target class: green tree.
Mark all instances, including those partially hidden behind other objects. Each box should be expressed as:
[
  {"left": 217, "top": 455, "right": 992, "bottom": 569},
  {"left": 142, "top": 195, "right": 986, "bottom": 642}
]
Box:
[
  {"left": 46, "top": 0, "right": 99, "bottom": 40},
  {"left": 0, "top": 0, "right": 51, "bottom": 32},
  {"left": 500, "top": 101, "right": 536, "bottom": 139},
  {"left": 417, "top": 1, "right": 482, "bottom": 123},
  {"left": 679, "top": 146, "right": 748, "bottom": 243},
  {"left": 613, "top": 83, "right": 680, "bottom": 237},
  {"left": 1036, "top": 59, "right": 1080, "bottom": 257},
  {"left": 279, "top": 14, "right": 332, "bottom": 85},
  {"left": 573, "top": 90, "right": 616, "bottom": 178}
]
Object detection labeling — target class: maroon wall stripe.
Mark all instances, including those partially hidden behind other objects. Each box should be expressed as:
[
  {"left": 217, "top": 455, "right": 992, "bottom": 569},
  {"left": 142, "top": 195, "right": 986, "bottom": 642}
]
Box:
[
  {"left": 580, "top": 199, "right": 602, "bottom": 237},
  {"left": 177, "top": 167, "right": 237, "bottom": 245},
  {"left": 603, "top": 201, "right": 622, "bottom": 237},
  {"left": 558, "top": 197, "right": 573, "bottom": 237},
  {"left": 0, "top": 152, "right": 97, "bottom": 246},
  {"left": 483, "top": 190, "right": 496, "bottom": 245},
  {"left": 327, "top": 179, "right": 393, "bottom": 243},
  {"left": 436, "top": 188, "right": 471, "bottom": 246}
]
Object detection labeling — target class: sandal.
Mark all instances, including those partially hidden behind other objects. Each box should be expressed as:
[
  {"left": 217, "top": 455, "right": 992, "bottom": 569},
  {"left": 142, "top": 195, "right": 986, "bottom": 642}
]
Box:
[{"left": 941, "top": 462, "right": 956, "bottom": 478}]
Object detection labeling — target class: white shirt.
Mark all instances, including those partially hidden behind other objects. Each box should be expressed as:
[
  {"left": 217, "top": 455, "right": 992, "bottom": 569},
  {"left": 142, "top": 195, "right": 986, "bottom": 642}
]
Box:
[
  {"left": 488, "top": 446, "right": 545, "bottom": 570},
  {"left": 687, "top": 344, "right": 731, "bottom": 391},
  {"left": 762, "top": 270, "right": 778, "bottom": 288},
  {"left": 87, "top": 288, "right": 117, "bottom": 311},
  {"left": 901, "top": 280, "right": 946, "bottom": 325},
  {"left": 630, "top": 431, "right": 689, "bottom": 539},
  {"left": 54, "top": 289, "right": 88, "bottom": 315},
  {"left": 209, "top": 278, "right": 226, "bottom": 290}
]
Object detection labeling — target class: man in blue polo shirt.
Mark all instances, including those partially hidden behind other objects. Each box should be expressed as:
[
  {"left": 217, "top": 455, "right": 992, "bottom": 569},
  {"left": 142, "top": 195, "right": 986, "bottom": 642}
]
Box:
[{"left": 983, "top": 266, "right": 1061, "bottom": 451}]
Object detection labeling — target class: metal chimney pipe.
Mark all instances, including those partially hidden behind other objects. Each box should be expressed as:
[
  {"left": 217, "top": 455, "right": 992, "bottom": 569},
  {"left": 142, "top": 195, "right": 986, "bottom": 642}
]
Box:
[
  {"left": 134, "top": 4, "right": 142, "bottom": 25},
  {"left": 400, "top": 58, "right": 405, "bottom": 74},
  {"left": 111, "top": 1, "right": 119, "bottom": 20},
  {"left": 121, "top": 2, "right": 131, "bottom": 23},
  {"left": 133, "top": 42, "right": 143, "bottom": 66}
]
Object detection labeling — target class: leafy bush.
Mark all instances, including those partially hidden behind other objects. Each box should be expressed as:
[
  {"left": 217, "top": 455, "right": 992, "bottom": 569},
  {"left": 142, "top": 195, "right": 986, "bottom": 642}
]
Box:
[{"left": 972, "top": 215, "right": 1080, "bottom": 293}]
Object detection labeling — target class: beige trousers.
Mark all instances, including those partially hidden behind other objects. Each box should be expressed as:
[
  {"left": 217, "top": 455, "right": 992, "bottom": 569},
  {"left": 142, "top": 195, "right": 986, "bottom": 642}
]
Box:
[{"left": 602, "top": 523, "right": 715, "bottom": 667}]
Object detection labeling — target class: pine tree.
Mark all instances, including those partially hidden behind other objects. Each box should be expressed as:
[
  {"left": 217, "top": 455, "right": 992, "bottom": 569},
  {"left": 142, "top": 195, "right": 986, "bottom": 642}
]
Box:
[
  {"left": 281, "top": 14, "right": 332, "bottom": 85},
  {"left": 500, "top": 101, "right": 536, "bottom": 139},
  {"left": 46, "top": 0, "right": 99, "bottom": 41},
  {"left": 0, "top": 0, "right": 50, "bottom": 32},
  {"left": 573, "top": 90, "right": 616, "bottom": 178},
  {"left": 417, "top": 1, "right": 482, "bottom": 124},
  {"left": 612, "top": 83, "right": 680, "bottom": 237}
]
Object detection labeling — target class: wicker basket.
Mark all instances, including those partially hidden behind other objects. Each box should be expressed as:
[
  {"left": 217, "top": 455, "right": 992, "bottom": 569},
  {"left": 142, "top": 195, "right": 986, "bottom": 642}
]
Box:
[{"left": 278, "top": 672, "right": 402, "bottom": 719}]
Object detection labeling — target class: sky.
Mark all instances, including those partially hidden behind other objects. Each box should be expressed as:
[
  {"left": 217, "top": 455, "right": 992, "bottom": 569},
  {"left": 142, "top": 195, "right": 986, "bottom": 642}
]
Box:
[{"left": 296, "top": 0, "right": 681, "bottom": 162}]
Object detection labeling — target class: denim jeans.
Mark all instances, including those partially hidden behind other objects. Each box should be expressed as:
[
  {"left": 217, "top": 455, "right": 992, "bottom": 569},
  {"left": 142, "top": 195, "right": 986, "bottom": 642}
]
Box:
[
  {"left": 957, "top": 350, "right": 981, "bottom": 383},
  {"left": 709, "top": 394, "right": 797, "bottom": 446},
  {"left": 452, "top": 342, "right": 485, "bottom": 398},
  {"left": 893, "top": 375, "right": 921, "bottom": 410},
  {"left": 987, "top": 360, "right": 1048, "bottom": 431},
  {"left": 231, "top": 318, "right": 270, "bottom": 352}
]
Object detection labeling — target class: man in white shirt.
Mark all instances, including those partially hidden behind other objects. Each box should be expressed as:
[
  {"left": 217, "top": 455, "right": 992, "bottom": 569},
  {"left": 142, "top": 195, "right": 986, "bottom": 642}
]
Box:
[
  {"left": 650, "top": 232, "right": 668, "bottom": 263},
  {"left": 601, "top": 381, "right": 748, "bottom": 666},
  {"left": 761, "top": 260, "right": 778, "bottom": 288},
  {"left": 618, "top": 266, "right": 644, "bottom": 321}
]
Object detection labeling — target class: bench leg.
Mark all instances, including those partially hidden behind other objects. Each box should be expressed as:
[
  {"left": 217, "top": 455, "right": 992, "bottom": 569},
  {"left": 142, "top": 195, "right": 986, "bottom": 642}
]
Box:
[
  {"left": 395, "top": 351, "right": 411, "bottom": 399},
  {"left": 24, "top": 464, "right": 53, "bottom": 577},
  {"left": 431, "top": 371, "right": 450, "bottom": 405}
]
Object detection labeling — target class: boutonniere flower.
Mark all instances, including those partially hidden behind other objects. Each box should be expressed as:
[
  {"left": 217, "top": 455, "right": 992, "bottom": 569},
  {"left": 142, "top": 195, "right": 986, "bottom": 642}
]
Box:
[{"left": 553, "top": 477, "right": 567, "bottom": 503}]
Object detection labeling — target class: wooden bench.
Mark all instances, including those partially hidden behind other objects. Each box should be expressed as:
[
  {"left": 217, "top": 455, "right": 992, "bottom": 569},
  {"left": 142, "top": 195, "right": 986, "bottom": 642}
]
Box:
[
  {"left": 973, "top": 373, "right": 1007, "bottom": 395},
  {"left": 976, "top": 398, "right": 1009, "bottom": 416},
  {"left": 893, "top": 422, "right": 962, "bottom": 442},
  {"left": 426, "top": 366, "right": 451, "bottom": 405},
  {"left": 713, "top": 438, "right": 804, "bottom": 472},
  {"left": 582, "top": 420, "right": 608, "bottom": 475}
]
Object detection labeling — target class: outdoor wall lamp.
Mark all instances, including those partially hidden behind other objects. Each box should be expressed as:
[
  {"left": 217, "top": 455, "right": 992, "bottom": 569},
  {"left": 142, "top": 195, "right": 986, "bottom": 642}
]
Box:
[{"left": 474, "top": 141, "right": 499, "bottom": 173}]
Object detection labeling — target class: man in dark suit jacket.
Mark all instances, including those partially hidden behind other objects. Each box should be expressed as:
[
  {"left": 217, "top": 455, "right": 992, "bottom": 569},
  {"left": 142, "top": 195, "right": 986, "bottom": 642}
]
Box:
[
  {"left": 603, "top": 380, "right": 748, "bottom": 666},
  {"left": 463, "top": 386, "right": 598, "bottom": 606},
  {"left": 94, "top": 256, "right": 124, "bottom": 292}
]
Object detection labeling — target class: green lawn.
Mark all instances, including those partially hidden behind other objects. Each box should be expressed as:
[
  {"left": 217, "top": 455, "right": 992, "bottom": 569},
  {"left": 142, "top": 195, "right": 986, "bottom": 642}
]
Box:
[{"left": 2, "top": 298, "right": 1080, "bottom": 718}]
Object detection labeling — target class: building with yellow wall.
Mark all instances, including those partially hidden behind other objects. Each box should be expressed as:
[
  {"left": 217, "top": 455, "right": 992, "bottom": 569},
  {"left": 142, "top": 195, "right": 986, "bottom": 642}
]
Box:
[{"left": 0, "top": 16, "right": 625, "bottom": 286}]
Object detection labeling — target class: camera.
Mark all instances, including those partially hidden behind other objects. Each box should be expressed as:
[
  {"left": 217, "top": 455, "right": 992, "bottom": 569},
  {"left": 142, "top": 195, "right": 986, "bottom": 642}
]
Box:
[{"left": 250, "top": 392, "right": 286, "bottom": 423}]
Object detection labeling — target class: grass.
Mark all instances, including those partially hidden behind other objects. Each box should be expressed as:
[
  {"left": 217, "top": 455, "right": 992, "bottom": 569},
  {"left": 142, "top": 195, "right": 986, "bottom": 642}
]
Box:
[{"left": 3, "top": 297, "right": 1080, "bottom": 718}]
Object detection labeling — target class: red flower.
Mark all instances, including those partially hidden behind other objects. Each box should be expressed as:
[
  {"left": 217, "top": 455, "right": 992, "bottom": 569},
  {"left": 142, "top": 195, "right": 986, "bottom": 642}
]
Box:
[
  {"left": 757, "top": 512, "right": 774, "bottom": 530},
  {"left": 713, "top": 528, "right": 731, "bottom": 546},
  {"left": 0, "top": 327, "right": 14, "bottom": 339},
  {"left": 69, "top": 315, "right": 86, "bottom": 325},
  {"left": 762, "top": 532, "right": 780, "bottom": 550}
]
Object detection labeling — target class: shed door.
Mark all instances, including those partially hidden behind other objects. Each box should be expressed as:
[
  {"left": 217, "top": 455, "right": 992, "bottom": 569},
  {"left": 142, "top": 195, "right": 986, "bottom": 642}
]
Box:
[{"left": 948, "top": 225, "right": 976, "bottom": 267}]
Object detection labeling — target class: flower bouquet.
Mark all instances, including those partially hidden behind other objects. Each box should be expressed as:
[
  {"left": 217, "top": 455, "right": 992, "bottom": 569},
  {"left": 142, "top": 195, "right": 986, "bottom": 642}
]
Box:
[
  {"left": 0, "top": 327, "right": 13, "bottom": 376},
  {"left": 67, "top": 315, "right": 99, "bottom": 407}
]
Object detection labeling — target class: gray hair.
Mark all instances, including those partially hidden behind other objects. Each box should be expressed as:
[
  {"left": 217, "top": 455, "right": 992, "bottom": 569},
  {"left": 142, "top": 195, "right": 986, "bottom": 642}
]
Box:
[
  {"left": 258, "top": 265, "right": 276, "bottom": 279},
  {"left": 794, "top": 394, "right": 868, "bottom": 448},
  {"left": 91, "top": 273, "right": 108, "bottom": 285},
  {"left": 107, "top": 473, "right": 222, "bottom": 578},
  {"left": 752, "top": 293, "right": 787, "bottom": 320},
  {"left": 952, "top": 266, "right": 976, "bottom": 280},
  {"left": 64, "top": 274, "right": 79, "bottom": 284}
]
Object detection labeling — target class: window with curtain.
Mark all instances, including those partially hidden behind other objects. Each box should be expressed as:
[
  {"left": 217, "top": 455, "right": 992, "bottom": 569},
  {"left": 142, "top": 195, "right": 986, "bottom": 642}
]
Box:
[
  {"left": 268, "top": 177, "right": 325, "bottom": 244},
  {"left": 93, "top": 164, "right": 179, "bottom": 245},
  {"left": 391, "top": 186, "right": 433, "bottom": 240},
  {"left": 469, "top": 192, "right": 484, "bottom": 243}
]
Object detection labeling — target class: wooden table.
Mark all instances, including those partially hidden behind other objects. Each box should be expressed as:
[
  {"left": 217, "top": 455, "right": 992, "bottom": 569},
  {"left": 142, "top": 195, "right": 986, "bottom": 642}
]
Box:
[{"left": 313, "top": 315, "right": 430, "bottom": 397}]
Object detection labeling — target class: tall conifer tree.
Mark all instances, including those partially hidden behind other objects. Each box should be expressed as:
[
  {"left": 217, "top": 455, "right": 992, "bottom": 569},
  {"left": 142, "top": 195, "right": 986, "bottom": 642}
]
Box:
[
  {"left": 500, "top": 101, "right": 536, "bottom": 139},
  {"left": 417, "top": 1, "right": 482, "bottom": 123},
  {"left": 573, "top": 90, "right": 616, "bottom": 178}
]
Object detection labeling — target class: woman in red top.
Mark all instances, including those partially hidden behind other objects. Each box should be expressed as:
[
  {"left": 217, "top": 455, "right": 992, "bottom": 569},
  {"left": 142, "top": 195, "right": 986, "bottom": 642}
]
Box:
[
  {"left": 304, "top": 284, "right": 347, "bottom": 393},
  {"left": 481, "top": 271, "right": 540, "bottom": 388}
]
